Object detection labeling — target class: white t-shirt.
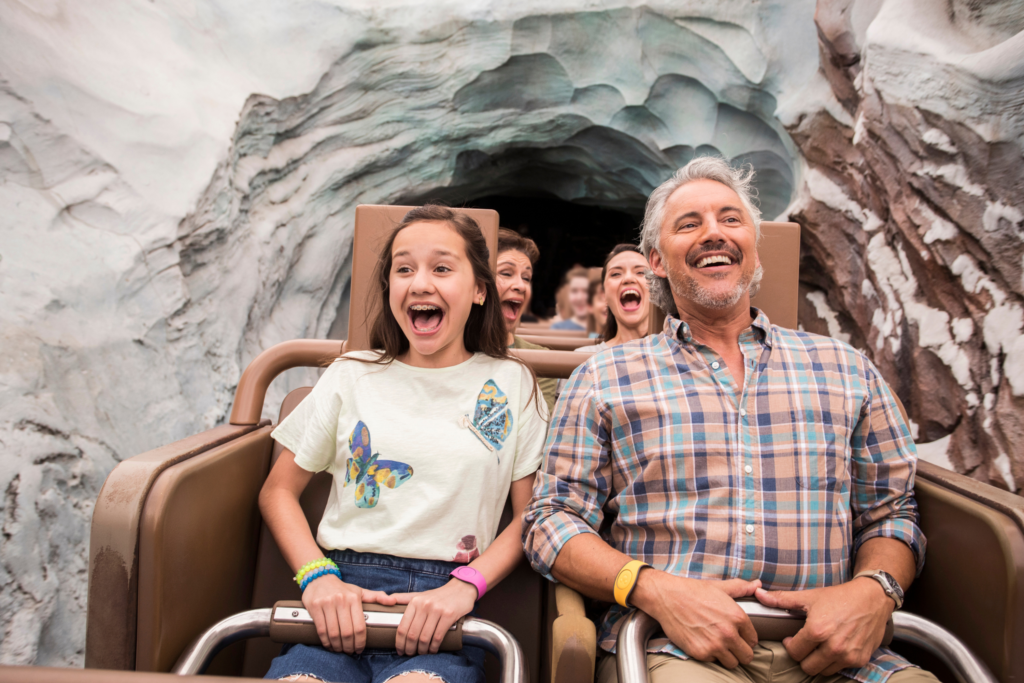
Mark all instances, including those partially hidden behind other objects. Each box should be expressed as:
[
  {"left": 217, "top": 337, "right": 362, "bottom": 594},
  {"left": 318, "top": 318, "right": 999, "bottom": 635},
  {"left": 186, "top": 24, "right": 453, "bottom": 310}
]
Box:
[{"left": 271, "top": 351, "right": 548, "bottom": 562}]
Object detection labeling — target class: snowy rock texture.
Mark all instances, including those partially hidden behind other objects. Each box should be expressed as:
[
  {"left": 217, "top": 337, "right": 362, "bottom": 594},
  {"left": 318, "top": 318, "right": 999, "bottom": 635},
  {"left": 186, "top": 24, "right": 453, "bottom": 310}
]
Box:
[{"left": 0, "top": 0, "right": 1021, "bottom": 667}]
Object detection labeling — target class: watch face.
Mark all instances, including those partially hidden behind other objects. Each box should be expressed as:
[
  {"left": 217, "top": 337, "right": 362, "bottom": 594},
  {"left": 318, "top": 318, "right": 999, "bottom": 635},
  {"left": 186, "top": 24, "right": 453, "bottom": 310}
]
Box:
[{"left": 878, "top": 571, "right": 904, "bottom": 601}]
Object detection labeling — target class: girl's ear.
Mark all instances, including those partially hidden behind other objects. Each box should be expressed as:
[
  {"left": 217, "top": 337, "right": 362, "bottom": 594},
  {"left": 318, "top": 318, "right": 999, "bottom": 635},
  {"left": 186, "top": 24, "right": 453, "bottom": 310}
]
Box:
[{"left": 475, "top": 279, "right": 486, "bottom": 306}]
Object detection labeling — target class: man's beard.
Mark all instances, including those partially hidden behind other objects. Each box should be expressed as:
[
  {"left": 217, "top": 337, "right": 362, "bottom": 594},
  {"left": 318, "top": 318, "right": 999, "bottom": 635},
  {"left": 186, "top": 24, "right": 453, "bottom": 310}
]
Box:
[{"left": 665, "top": 256, "right": 760, "bottom": 310}]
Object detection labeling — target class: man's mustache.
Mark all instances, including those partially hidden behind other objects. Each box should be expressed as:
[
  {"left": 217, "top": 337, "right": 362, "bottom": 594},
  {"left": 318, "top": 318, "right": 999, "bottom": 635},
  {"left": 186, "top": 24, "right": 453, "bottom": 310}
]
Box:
[{"left": 686, "top": 241, "right": 743, "bottom": 267}]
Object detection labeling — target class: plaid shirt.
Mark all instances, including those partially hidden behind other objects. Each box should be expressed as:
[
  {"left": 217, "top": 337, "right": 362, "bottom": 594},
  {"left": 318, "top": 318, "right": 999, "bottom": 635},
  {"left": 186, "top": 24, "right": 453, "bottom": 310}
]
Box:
[{"left": 523, "top": 310, "right": 925, "bottom": 683}]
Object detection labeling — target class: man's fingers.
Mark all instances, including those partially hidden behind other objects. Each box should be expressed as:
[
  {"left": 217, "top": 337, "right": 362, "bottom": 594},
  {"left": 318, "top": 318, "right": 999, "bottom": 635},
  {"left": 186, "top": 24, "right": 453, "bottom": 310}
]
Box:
[
  {"left": 727, "top": 632, "right": 755, "bottom": 667},
  {"left": 754, "top": 587, "right": 806, "bottom": 611},
  {"left": 720, "top": 578, "right": 761, "bottom": 599},
  {"left": 714, "top": 648, "right": 740, "bottom": 670},
  {"left": 796, "top": 647, "right": 831, "bottom": 676},
  {"left": 736, "top": 611, "right": 759, "bottom": 648},
  {"left": 784, "top": 626, "right": 821, "bottom": 662}
]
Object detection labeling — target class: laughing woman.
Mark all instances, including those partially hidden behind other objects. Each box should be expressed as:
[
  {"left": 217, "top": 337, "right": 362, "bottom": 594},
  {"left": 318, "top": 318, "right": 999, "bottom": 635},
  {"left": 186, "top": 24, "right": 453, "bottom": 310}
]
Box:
[
  {"left": 575, "top": 244, "right": 650, "bottom": 353},
  {"left": 496, "top": 228, "right": 557, "bottom": 413}
]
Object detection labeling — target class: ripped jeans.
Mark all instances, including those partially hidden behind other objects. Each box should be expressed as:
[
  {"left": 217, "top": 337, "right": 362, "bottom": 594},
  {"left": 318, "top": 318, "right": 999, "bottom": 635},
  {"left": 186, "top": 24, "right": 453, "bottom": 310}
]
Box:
[{"left": 264, "top": 550, "right": 485, "bottom": 683}]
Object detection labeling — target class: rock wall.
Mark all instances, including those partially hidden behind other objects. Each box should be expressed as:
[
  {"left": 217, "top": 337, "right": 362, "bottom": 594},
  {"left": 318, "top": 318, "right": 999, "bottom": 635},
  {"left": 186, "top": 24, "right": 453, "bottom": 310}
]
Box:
[
  {"left": 0, "top": 0, "right": 1021, "bottom": 667},
  {"left": 789, "top": 0, "right": 1024, "bottom": 491}
]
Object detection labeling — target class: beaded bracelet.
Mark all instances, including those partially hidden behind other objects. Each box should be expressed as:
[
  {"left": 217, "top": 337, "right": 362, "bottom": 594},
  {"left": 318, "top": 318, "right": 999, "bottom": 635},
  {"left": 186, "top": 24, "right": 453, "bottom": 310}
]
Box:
[
  {"left": 299, "top": 565, "right": 342, "bottom": 591},
  {"left": 294, "top": 558, "right": 339, "bottom": 586}
]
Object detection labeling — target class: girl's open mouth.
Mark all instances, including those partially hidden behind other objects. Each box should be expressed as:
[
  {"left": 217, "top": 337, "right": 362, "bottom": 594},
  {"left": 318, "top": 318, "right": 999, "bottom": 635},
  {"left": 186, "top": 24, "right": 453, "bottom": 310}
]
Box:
[
  {"left": 619, "top": 288, "right": 643, "bottom": 312},
  {"left": 501, "top": 299, "right": 522, "bottom": 323},
  {"left": 408, "top": 304, "right": 444, "bottom": 334}
]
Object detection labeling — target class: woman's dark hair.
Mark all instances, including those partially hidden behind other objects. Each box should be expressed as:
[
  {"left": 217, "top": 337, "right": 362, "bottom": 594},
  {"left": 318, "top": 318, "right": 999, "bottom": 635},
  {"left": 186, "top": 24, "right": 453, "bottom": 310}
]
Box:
[
  {"left": 600, "top": 244, "right": 644, "bottom": 340},
  {"left": 353, "top": 204, "right": 540, "bottom": 408},
  {"left": 497, "top": 228, "right": 540, "bottom": 265}
]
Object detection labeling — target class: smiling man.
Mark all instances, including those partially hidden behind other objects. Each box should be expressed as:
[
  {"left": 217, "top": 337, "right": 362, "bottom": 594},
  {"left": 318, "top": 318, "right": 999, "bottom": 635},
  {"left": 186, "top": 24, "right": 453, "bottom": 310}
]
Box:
[{"left": 523, "top": 157, "right": 935, "bottom": 683}]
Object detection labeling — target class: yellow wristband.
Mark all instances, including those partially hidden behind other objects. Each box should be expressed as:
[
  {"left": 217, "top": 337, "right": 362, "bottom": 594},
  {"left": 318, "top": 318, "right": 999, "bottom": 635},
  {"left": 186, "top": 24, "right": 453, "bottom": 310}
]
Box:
[{"left": 613, "top": 560, "right": 649, "bottom": 608}]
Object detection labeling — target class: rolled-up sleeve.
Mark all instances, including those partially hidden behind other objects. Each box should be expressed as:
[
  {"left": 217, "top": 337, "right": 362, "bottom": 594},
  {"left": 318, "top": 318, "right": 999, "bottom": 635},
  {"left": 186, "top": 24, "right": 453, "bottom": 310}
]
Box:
[
  {"left": 522, "top": 361, "right": 613, "bottom": 580},
  {"left": 850, "top": 364, "right": 927, "bottom": 576}
]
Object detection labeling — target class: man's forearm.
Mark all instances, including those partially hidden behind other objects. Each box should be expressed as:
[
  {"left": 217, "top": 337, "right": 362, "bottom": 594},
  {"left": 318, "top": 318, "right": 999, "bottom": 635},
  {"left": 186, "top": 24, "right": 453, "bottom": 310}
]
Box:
[
  {"left": 853, "top": 536, "right": 916, "bottom": 593},
  {"left": 550, "top": 533, "right": 636, "bottom": 602}
]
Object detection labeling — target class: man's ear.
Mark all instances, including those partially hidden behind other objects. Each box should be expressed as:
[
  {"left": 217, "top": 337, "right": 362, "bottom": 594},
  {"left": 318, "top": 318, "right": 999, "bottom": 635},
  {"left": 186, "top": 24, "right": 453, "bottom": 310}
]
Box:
[{"left": 649, "top": 249, "right": 668, "bottom": 278}]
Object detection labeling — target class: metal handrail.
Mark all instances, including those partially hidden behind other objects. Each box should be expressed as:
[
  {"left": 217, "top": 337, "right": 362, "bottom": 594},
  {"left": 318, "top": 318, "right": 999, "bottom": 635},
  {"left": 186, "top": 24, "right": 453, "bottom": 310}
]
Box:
[
  {"left": 172, "top": 608, "right": 528, "bottom": 683},
  {"left": 172, "top": 608, "right": 272, "bottom": 675},
  {"left": 615, "top": 606, "right": 997, "bottom": 683}
]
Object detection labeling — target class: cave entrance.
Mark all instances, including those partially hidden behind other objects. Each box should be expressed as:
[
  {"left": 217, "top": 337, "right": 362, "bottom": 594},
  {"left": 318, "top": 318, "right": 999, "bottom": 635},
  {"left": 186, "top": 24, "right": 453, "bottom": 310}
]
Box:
[{"left": 462, "top": 194, "right": 642, "bottom": 317}]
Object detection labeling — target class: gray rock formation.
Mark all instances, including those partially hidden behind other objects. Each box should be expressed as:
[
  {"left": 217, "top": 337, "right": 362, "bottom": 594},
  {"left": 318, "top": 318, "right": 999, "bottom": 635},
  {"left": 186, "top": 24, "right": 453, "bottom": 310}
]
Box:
[{"left": 0, "top": 0, "right": 1021, "bottom": 667}]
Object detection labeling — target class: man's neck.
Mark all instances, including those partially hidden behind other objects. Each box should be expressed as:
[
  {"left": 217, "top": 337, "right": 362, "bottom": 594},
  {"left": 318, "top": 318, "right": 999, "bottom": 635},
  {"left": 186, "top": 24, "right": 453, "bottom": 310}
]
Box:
[{"left": 674, "top": 298, "right": 754, "bottom": 349}]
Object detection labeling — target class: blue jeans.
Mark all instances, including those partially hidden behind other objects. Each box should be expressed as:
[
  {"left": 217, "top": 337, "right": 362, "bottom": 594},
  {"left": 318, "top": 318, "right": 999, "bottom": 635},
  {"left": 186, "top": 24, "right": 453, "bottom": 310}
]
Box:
[{"left": 264, "top": 550, "right": 485, "bottom": 683}]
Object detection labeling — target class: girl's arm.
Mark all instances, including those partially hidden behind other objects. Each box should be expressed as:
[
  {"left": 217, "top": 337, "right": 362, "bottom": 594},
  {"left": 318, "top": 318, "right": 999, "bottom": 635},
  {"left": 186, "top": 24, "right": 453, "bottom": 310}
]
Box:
[
  {"left": 259, "top": 448, "right": 395, "bottom": 654},
  {"left": 392, "top": 473, "right": 537, "bottom": 656}
]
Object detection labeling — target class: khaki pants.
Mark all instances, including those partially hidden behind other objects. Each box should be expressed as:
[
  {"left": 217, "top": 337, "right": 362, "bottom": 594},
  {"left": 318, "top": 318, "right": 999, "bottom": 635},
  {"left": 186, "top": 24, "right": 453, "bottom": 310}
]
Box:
[{"left": 596, "top": 642, "right": 940, "bottom": 683}]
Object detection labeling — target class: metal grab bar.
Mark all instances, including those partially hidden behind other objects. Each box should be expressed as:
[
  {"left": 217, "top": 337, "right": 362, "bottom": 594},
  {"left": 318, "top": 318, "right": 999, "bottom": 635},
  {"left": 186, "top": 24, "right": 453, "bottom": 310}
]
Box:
[
  {"left": 172, "top": 608, "right": 271, "bottom": 676},
  {"left": 615, "top": 606, "right": 997, "bottom": 683},
  {"left": 171, "top": 606, "right": 528, "bottom": 683}
]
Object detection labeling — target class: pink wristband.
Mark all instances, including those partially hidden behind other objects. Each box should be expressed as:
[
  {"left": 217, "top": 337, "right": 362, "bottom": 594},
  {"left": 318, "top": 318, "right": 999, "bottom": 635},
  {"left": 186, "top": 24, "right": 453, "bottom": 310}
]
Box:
[{"left": 450, "top": 566, "right": 487, "bottom": 600}]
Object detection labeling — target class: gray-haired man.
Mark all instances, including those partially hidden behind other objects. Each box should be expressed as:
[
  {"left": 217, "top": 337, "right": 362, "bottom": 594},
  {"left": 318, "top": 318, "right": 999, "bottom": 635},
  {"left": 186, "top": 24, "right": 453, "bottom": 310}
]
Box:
[{"left": 523, "top": 157, "right": 936, "bottom": 683}]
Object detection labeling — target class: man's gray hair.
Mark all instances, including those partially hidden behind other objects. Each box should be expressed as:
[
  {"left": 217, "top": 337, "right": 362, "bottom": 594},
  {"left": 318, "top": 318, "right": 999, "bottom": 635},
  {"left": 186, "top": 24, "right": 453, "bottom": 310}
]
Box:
[{"left": 639, "top": 156, "right": 763, "bottom": 314}]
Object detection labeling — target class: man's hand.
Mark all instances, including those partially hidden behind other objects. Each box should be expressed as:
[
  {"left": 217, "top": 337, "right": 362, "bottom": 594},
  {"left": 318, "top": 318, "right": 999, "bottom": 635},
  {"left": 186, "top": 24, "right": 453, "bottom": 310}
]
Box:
[
  {"left": 754, "top": 578, "right": 894, "bottom": 676},
  {"left": 631, "top": 570, "right": 761, "bottom": 669}
]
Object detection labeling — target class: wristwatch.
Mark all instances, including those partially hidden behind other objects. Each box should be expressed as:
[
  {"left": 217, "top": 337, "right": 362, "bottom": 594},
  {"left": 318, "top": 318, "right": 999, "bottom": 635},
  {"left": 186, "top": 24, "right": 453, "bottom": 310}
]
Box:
[{"left": 854, "top": 570, "right": 904, "bottom": 610}]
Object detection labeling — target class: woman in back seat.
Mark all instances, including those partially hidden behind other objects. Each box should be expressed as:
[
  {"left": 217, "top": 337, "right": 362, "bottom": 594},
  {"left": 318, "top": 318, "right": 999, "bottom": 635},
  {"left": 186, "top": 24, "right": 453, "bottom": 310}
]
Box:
[
  {"left": 575, "top": 245, "right": 650, "bottom": 353},
  {"left": 259, "top": 205, "right": 549, "bottom": 683},
  {"left": 496, "top": 227, "right": 557, "bottom": 414}
]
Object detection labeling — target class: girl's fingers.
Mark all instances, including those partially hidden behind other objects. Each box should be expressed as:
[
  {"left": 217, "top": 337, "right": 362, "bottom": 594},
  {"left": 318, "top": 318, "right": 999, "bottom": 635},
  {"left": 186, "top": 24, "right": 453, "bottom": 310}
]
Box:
[
  {"left": 337, "top": 601, "right": 356, "bottom": 654},
  {"left": 418, "top": 609, "right": 443, "bottom": 655},
  {"left": 395, "top": 603, "right": 416, "bottom": 653},
  {"left": 432, "top": 614, "right": 457, "bottom": 654},
  {"left": 388, "top": 592, "right": 415, "bottom": 605},
  {"left": 323, "top": 604, "right": 343, "bottom": 652},
  {"left": 362, "top": 589, "right": 398, "bottom": 606},
  {"left": 401, "top": 604, "right": 430, "bottom": 656},
  {"left": 349, "top": 598, "right": 367, "bottom": 653}
]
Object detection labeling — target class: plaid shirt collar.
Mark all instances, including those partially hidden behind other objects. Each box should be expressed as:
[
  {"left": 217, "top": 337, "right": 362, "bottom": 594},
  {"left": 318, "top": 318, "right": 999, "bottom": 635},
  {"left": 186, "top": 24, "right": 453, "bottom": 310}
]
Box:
[{"left": 665, "top": 307, "right": 774, "bottom": 349}]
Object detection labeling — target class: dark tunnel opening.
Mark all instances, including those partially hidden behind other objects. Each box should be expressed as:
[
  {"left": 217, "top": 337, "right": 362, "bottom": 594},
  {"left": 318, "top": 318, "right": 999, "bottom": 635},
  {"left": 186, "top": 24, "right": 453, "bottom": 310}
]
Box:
[{"left": 462, "top": 194, "right": 642, "bottom": 317}]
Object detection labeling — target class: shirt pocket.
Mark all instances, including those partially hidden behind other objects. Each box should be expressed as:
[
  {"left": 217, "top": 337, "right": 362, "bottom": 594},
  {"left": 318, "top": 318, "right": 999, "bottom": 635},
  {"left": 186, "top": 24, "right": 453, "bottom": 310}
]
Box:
[{"left": 794, "top": 379, "right": 852, "bottom": 492}]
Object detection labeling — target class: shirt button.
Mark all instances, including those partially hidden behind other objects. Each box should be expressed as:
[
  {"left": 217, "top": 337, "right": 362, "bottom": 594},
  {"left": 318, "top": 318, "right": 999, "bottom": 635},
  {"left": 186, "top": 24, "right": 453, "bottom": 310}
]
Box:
[
  {"left": 745, "top": 524, "right": 755, "bottom": 534},
  {"left": 740, "top": 408, "right": 747, "bottom": 416},
  {"left": 711, "top": 362, "right": 720, "bottom": 369},
  {"left": 744, "top": 465, "right": 753, "bottom": 474}
]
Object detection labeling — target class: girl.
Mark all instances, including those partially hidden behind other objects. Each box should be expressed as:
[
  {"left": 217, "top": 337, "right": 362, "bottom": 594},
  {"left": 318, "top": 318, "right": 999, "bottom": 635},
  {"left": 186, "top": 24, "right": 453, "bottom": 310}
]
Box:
[
  {"left": 260, "top": 206, "right": 549, "bottom": 683},
  {"left": 575, "top": 245, "right": 650, "bottom": 353},
  {"left": 495, "top": 228, "right": 557, "bottom": 413}
]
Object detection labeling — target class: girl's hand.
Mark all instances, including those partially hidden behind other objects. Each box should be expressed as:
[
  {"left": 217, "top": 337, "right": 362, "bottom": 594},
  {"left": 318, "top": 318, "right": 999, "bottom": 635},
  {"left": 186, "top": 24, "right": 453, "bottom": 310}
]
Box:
[
  {"left": 391, "top": 580, "right": 478, "bottom": 655},
  {"left": 302, "top": 574, "right": 397, "bottom": 653}
]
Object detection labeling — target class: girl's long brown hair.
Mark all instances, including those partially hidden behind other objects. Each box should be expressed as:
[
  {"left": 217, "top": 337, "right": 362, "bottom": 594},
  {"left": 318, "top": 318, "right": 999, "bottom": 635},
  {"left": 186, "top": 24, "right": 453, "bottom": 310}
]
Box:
[
  {"left": 601, "top": 244, "right": 645, "bottom": 340},
  {"left": 353, "top": 204, "right": 541, "bottom": 410}
]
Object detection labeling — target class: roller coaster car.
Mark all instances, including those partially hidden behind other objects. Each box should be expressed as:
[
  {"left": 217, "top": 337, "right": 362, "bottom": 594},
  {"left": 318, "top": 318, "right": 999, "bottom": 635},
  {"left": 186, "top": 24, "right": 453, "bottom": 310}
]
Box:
[{"left": 3, "top": 207, "right": 1020, "bottom": 683}]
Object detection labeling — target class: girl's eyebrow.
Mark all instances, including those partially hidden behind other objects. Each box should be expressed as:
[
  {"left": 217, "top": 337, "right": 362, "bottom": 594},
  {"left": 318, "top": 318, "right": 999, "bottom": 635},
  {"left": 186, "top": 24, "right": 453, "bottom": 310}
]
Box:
[{"left": 393, "top": 248, "right": 458, "bottom": 259}]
